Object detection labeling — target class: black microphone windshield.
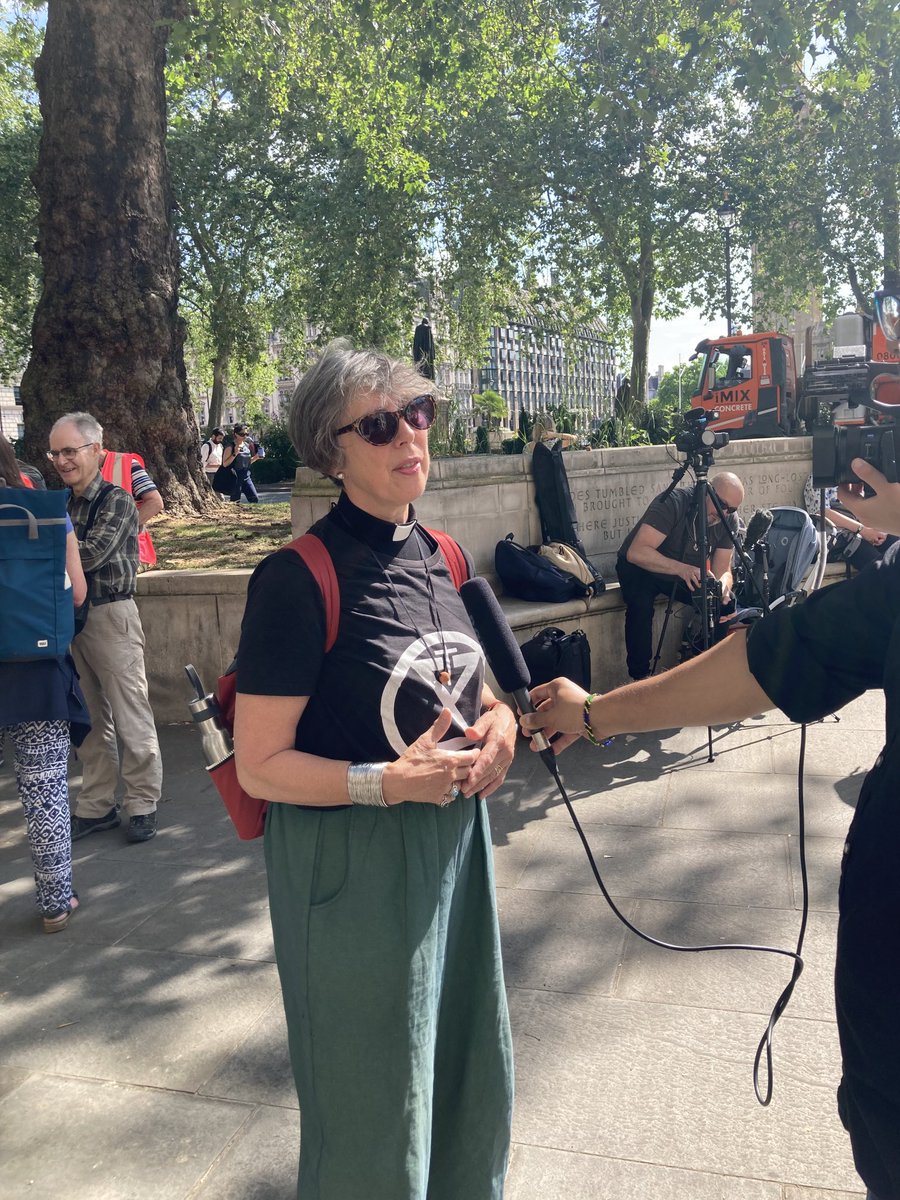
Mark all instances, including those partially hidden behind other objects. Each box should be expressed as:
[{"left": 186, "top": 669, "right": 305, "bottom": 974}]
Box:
[
  {"left": 460, "top": 578, "right": 531, "bottom": 693},
  {"left": 744, "top": 508, "right": 773, "bottom": 551}
]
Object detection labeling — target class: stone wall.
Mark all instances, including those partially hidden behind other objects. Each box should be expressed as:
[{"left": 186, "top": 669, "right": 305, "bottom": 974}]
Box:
[{"left": 291, "top": 436, "right": 814, "bottom": 580}]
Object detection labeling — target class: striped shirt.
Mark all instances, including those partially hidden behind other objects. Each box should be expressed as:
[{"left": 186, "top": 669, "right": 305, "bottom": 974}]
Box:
[{"left": 68, "top": 472, "right": 139, "bottom": 603}]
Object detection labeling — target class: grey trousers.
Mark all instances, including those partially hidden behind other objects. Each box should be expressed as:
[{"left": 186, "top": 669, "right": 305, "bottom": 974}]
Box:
[{"left": 70, "top": 599, "right": 161, "bottom": 817}]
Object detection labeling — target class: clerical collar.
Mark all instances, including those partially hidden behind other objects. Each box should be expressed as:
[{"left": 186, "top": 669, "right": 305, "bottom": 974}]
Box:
[{"left": 331, "top": 491, "right": 419, "bottom": 551}]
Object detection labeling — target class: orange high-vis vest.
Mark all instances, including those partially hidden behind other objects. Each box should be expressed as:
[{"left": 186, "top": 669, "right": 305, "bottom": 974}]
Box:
[{"left": 99, "top": 450, "right": 157, "bottom": 567}]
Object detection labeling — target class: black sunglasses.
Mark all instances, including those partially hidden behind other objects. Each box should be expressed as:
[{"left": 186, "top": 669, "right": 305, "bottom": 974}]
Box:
[
  {"left": 335, "top": 394, "right": 436, "bottom": 446},
  {"left": 712, "top": 493, "right": 738, "bottom": 515}
]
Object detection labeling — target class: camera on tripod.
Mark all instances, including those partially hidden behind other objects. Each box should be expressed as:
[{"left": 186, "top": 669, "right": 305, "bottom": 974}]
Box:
[{"left": 675, "top": 408, "right": 731, "bottom": 459}]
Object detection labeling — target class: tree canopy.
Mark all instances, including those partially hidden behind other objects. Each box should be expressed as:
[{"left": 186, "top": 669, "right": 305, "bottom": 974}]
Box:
[{"left": 2, "top": 0, "right": 897, "bottom": 443}]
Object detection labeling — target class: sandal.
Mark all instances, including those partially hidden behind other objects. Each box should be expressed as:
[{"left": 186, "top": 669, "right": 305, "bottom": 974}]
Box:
[{"left": 43, "top": 892, "right": 79, "bottom": 934}]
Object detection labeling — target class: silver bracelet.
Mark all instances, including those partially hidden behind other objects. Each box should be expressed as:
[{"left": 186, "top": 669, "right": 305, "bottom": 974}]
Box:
[{"left": 347, "top": 762, "right": 388, "bottom": 808}]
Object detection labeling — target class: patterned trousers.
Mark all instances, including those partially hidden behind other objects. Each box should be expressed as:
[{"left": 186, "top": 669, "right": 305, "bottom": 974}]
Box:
[{"left": 2, "top": 720, "right": 73, "bottom": 916}]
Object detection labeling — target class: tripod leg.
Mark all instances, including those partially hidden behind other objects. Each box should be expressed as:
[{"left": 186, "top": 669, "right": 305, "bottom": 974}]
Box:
[{"left": 649, "top": 581, "right": 679, "bottom": 676}]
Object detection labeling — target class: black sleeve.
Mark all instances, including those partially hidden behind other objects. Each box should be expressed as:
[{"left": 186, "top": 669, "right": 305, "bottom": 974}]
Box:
[
  {"left": 236, "top": 550, "right": 328, "bottom": 696},
  {"left": 642, "top": 491, "right": 681, "bottom": 537},
  {"left": 747, "top": 550, "right": 900, "bottom": 723}
]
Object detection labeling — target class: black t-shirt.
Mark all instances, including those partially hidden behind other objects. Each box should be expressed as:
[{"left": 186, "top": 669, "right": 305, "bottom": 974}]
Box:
[
  {"left": 237, "top": 494, "right": 483, "bottom": 769},
  {"left": 618, "top": 485, "right": 736, "bottom": 568},
  {"left": 747, "top": 547, "right": 900, "bottom": 1195}
]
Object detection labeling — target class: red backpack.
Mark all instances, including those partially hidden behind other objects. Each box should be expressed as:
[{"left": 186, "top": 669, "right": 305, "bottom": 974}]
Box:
[{"left": 196, "top": 527, "right": 467, "bottom": 839}]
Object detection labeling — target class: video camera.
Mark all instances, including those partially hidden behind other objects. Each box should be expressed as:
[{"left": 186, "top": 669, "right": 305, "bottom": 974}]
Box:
[
  {"left": 675, "top": 407, "right": 730, "bottom": 459},
  {"left": 812, "top": 286, "right": 900, "bottom": 488}
]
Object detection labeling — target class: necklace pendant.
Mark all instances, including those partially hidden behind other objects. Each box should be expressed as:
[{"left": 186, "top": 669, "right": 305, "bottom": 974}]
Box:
[{"left": 437, "top": 669, "right": 451, "bottom": 686}]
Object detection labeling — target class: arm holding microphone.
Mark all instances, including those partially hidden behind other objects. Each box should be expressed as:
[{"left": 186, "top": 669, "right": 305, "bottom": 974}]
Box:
[
  {"left": 522, "top": 461, "right": 900, "bottom": 753},
  {"left": 521, "top": 630, "right": 773, "bottom": 753}
]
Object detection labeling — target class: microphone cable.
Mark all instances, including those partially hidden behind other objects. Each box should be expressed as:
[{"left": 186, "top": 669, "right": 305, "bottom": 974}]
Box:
[{"left": 537, "top": 724, "right": 810, "bottom": 1106}]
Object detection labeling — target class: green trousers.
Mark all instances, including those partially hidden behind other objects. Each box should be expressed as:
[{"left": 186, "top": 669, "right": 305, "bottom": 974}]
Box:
[{"left": 265, "top": 794, "right": 514, "bottom": 1200}]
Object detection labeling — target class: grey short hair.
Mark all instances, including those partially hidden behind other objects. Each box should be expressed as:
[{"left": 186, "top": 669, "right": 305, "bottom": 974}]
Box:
[
  {"left": 288, "top": 339, "right": 436, "bottom": 479},
  {"left": 51, "top": 411, "right": 103, "bottom": 446}
]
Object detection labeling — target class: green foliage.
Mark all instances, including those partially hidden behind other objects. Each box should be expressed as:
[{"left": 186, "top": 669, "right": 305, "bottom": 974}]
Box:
[
  {"left": 250, "top": 416, "right": 299, "bottom": 483},
  {"left": 589, "top": 418, "right": 651, "bottom": 449},
  {"left": 449, "top": 419, "right": 468, "bottom": 456},
  {"left": 517, "top": 408, "right": 534, "bottom": 443},
  {"left": 474, "top": 425, "right": 490, "bottom": 454},
  {"left": 472, "top": 388, "right": 508, "bottom": 424}
]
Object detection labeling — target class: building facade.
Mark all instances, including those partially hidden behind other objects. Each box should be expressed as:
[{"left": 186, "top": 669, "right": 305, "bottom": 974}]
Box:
[{"left": 477, "top": 309, "right": 616, "bottom": 430}]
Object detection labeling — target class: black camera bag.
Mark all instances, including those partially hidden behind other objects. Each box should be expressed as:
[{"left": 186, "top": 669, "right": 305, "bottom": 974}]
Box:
[
  {"left": 520, "top": 626, "right": 591, "bottom": 689},
  {"left": 495, "top": 534, "right": 589, "bottom": 603}
]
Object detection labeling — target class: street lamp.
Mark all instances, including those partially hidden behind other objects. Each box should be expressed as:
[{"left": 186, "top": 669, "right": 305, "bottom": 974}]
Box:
[{"left": 716, "top": 193, "right": 737, "bottom": 336}]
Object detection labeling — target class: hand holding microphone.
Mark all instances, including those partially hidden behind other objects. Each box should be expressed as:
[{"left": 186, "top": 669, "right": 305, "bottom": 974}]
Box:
[{"left": 460, "top": 578, "right": 557, "bottom": 769}]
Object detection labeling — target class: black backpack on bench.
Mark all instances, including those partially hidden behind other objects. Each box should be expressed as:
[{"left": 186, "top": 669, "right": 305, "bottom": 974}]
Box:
[{"left": 531, "top": 440, "right": 605, "bottom": 594}]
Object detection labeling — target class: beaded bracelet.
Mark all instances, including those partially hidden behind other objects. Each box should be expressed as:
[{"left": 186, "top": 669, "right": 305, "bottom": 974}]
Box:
[
  {"left": 347, "top": 762, "right": 389, "bottom": 807},
  {"left": 582, "top": 694, "right": 603, "bottom": 747}
]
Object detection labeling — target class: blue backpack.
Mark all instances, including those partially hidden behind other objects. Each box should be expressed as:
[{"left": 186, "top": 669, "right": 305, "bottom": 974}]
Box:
[{"left": 0, "top": 487, "right": 74, "bottom": 660}]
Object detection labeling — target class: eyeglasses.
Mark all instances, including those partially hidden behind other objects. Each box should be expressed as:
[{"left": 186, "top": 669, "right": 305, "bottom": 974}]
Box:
[
  {"left": 46, "top": 443, "right": 96, "bottom": 462},
  {"left": 335, "top": 394, "right": 436, "bottom": 446},
  {"left": 712, "top": 494, "right": 738, "bottom": 515}
]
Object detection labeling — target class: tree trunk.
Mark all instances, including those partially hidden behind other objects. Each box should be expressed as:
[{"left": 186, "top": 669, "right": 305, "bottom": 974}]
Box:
[
  {"left": 629, "top": 241, "right": 654, "bottom": 412},
  {"left": 208, "top": 353, "right": 228, "bottom": 433},
  {"left": 20, "top": 0, "right": 210, "bottom": 512}
]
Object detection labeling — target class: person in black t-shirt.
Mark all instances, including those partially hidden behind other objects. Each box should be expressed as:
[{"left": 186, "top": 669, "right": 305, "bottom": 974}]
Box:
[
  {"left": 616, "top": 472, "right": 744, "bottom": 679},
  {"left": 221, "top": 423, "right": 260, "bottom": 504},
  {"left": 522, "top": 320, "right": 900, "bottom": 1200},
  {"left": 234, "top": 341, "right": 518, "bottom": 1200}
]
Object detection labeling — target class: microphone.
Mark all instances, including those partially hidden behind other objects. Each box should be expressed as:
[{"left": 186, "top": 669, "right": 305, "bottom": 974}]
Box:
[
  {"left": 460, "top": 577, "right": 556, "bottom": 768},
  {"left": 744, "top": 508, "right": 773, "bottom": 552}
]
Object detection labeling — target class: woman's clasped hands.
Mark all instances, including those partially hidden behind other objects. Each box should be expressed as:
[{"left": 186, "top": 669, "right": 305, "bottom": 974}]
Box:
[{"left": 381, "top": 705, "right": 516, "bottom": 807}]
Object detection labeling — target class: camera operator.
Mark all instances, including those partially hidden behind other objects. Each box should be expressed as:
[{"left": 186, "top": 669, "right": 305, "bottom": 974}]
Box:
[
  {"left": 615, "top": 471, "right": 744, "bottom": 680},
  {"left": 522, "top": 278, "right": 900, "bottom": 1199}
]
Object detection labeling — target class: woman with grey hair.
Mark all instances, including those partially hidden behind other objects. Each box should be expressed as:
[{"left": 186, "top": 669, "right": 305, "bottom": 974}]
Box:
[{"left": 233, "top": 342, "right": 517, "bottom": 1199}]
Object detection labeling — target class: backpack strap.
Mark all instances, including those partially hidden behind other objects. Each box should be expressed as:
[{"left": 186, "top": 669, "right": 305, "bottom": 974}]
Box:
[
  {"left": 280, "top": 527, "right": 466, "bottom": 655},
  {"left": 285, "top": 532, "right": 340, "bottom": 653},
  {"left": 427, "top": 527, "right": 469, "bottom": 590},
  {"left": 80, "top": 481, "right": 116, "bottom": 541}
]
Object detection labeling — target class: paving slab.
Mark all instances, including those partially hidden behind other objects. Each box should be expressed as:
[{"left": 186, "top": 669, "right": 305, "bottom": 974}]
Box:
[
  {"left": 0, "top": 942, "right": 280, "bottom": 1091},
  {"left": 506, "top": 1143, "right": 785, "bottom": 1199},
  {"left": 197, "top": 996, "right": 298, "bottom": 1109},
  {"left": 509, "top": 987, "right": 858, "bottom": 1192},
  {"left": 615, "top": 899, "right": 838, "bottom": 1021},
  {"left": 664, "top": 767, "right": 859, "bottom": 838},
  {"left": 190, "top": 1104, "right": 300, "bottom": 1200},
  {"left": 515, "top": 821, "right": 794, "bottom": 908},
  {"left": 496, "top": 885, "right": 633, "bottom": 996},
  {"left": 0, "top": 1074, "right": 254, "bottom": 1200}
]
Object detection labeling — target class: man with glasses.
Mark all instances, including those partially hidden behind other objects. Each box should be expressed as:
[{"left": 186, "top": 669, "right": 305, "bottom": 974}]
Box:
[
  {"left": 48, "top": 412, "right": 161, "bottom": 844},
  {"left": 615, "top": 471, "right": 744, "bottom": 680}
]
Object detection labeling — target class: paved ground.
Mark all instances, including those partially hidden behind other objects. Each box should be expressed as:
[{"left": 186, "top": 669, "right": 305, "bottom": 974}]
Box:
[{"left": 0, "top": 694, "right": 880, "bottom": 1199}]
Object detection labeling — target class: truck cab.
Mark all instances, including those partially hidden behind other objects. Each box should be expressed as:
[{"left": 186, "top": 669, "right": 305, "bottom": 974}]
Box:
[{"left": 690, "top": 331, "right": 800, "bottom": 438}]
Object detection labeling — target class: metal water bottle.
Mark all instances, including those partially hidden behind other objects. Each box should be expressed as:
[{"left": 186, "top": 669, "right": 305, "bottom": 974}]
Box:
[{"left": 185, "top": 664, "right": 233, "bottom": 768}]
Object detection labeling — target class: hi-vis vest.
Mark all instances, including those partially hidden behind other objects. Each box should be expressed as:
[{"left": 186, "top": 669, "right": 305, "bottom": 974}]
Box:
[{"left": 99, "top": 451, "right": 157, "bottom": 567}]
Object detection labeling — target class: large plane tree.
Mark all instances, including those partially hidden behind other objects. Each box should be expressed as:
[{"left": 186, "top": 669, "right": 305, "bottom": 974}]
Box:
[{"left": 20, "top": 0, "right": 208, "bottom": 509}]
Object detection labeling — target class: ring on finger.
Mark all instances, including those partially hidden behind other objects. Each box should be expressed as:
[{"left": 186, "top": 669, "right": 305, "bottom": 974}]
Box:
[{"left": 441, "top": 783, "right": 461, "bottom": 807}]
